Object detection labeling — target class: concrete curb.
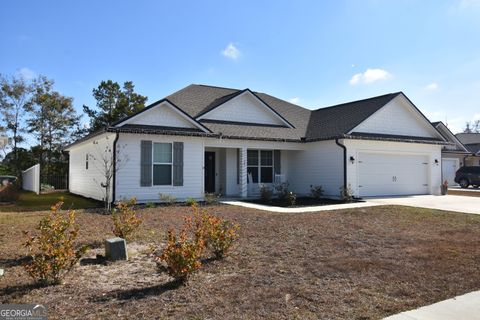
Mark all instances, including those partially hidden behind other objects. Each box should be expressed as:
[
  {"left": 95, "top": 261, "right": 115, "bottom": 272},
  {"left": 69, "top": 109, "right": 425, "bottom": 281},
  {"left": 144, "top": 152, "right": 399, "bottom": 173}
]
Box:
[{"left": 220, "top": 200, "right": 381, "bottom": 213}]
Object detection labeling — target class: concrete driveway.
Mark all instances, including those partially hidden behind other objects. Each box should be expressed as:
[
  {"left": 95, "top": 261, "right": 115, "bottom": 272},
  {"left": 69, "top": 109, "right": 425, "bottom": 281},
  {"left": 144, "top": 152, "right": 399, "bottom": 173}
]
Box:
[{"left": 369, "top": 195, "right": 480, "bottom": 214}]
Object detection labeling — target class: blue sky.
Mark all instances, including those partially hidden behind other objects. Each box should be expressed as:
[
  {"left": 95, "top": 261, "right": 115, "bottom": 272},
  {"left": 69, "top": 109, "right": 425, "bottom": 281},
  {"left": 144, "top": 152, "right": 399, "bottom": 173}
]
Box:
[{"left": 1, "top": 0, "right": 480, "bottom": 134}]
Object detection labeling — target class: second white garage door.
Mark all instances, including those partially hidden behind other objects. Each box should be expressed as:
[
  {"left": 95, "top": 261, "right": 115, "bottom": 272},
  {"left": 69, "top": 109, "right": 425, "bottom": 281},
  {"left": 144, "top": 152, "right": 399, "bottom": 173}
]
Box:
[{"left": 358, "top": 152, "right": 429, "bottom": 197}]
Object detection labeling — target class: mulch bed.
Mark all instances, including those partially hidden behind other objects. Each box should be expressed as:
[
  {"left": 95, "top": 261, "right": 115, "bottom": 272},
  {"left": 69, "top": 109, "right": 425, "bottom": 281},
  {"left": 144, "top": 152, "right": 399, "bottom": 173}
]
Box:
[
  {"left": 1, "top": 205, "right": 480, "bottom": 319},
  {"left": 244, "top": 196, "right": 360, "bottom": 207}
]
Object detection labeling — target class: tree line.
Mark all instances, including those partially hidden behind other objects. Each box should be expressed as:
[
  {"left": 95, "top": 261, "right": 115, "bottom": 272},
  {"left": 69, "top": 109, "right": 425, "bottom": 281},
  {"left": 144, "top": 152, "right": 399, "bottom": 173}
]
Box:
[{"left": 0, "top": 74, "right": 147, "bottom": 177}]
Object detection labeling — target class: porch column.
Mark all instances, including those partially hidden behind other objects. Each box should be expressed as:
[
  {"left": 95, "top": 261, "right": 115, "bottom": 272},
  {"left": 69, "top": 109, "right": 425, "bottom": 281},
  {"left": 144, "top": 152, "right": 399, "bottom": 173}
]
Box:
[{"left": 239, "top": 147, "right": 248, "bottom": 198}]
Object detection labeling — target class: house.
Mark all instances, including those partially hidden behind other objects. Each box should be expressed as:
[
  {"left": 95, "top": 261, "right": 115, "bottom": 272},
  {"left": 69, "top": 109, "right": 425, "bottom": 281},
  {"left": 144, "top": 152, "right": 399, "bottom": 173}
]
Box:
[
  {"left": 65, "top": 84, "right": 449, "bottom": 203},
  {"left": 431, "top": 121, "right": 471, "bottom": 185},
  {"left": 456, "top": 133, "right": 480, "bottom": 166}
]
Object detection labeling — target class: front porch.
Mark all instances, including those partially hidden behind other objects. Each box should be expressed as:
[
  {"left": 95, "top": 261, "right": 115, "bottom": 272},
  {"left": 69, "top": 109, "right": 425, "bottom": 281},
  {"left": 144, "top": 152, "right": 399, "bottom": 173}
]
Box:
[{"left": 203, "top": 146, "right": 295, "bottom": 198}]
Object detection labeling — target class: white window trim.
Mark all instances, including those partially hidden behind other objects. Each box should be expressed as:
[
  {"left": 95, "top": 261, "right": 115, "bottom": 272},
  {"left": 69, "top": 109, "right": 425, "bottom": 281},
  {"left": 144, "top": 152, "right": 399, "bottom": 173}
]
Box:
[
  {"left": 152, "top": 142, "right": 173, "bottom": 186},
  {"left": 247, "top": 149, "right": 274, "bottom": 184}
]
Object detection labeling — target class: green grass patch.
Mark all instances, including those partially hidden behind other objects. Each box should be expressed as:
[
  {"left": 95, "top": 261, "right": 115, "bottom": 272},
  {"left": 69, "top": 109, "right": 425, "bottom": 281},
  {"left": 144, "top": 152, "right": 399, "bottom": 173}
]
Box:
[{"left": 0, "top": 191, "right": 101, "bottom": 212}]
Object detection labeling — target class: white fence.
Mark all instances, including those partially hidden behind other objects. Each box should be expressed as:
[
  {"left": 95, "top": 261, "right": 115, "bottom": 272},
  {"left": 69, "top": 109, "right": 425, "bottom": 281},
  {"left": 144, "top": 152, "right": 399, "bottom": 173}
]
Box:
[{"left": 22, "top": 164, "right": 40, "bottom": 195}]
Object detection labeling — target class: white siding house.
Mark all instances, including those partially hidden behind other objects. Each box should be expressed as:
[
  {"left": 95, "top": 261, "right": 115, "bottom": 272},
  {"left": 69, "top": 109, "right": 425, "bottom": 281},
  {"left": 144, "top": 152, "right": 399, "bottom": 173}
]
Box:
[
  {"left": 69, "top": 132, "right": 116, "bottom": 201},
  {"left": 66, "top": 85, "right": 448, "bottom": 202}
]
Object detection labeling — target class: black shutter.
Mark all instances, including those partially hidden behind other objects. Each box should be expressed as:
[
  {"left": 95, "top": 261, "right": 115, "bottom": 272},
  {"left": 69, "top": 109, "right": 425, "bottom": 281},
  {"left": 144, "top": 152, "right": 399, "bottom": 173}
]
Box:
[
  {"left": 140, "top": 140, "right": 152, "bottom": 187},
  {"left": 173, "top": 142, "right": 184, "bottom": 186},
  {"left": 274, "top": 150, "right": 281, "bottom": 175}
]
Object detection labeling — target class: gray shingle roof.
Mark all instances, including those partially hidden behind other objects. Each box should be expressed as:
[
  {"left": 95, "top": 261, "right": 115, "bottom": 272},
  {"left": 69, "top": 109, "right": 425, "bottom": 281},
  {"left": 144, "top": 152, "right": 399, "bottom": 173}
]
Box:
[
  {"left": 165, "top": 84, "right": 311, "bottom": 140},
  {"left": 306, "top": 93, "right": 400, "bottom": 140},
  {"left": 67, "top": 84, "right": 445, "bottom": 150},
  {"left": 165, "top": 85, "right": 405, "bottom": 142},
  {"left": 465, "top": 143, "right": 480, "bottom": 154}
]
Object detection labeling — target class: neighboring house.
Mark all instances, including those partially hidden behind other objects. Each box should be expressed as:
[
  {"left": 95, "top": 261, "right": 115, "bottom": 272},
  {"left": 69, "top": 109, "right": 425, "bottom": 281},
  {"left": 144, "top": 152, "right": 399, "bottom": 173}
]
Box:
[
  {"left": 66, "top": 84, "right": 448, "bottom": 202},
  {"left": 456, "top": 133, "right": 480, "bottom": 166},
  {"left": 431, "top": 121, "right": 470, "bottom": 185}
]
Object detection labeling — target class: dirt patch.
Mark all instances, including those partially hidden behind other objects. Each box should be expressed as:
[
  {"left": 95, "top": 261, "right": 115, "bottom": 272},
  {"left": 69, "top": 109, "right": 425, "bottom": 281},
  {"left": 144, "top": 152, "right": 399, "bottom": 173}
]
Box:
[
  {"left": 1, "top": 205, "right": 480, "bottom": 319},
  {"left": 448, "top": 189, "right": 480, "bottom": 197}
]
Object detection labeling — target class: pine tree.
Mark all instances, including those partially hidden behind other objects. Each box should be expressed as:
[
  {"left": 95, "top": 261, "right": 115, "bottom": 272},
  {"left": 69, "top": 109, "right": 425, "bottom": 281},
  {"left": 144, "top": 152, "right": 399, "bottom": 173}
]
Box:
[{"left": 83, "top": 80, "right": 147, "bottom": 132}]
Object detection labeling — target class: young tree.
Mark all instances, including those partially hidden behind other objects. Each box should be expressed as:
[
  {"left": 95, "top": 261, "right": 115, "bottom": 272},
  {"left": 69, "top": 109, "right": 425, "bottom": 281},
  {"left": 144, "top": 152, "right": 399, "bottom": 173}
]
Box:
[
  {"left": 83, "top": 80, "right": 147, "bottom": 132},
  {"left": 89, "top": 137, "right": 128, "bottom": 212},
  {"left": 0, "top": 75, "right": 34, "bottom": 175}
]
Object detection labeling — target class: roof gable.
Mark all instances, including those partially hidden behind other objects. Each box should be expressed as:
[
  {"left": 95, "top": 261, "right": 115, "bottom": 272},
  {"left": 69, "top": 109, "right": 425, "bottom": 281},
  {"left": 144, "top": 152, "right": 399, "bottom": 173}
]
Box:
[
  {"left": 432, "top": 122, "right": 469, "bottom": 152},
  {"left": 114, "top": 100, "right": 211, "bottom": 133},
  {"left": 348, "top": 94, "right": 444, "bottom": 140},
  {"left": 305, "top": 92, "right": 399, "bottom": 140},
  {"left": 196, "top": 90, "right": 294, "bottom": 127}
]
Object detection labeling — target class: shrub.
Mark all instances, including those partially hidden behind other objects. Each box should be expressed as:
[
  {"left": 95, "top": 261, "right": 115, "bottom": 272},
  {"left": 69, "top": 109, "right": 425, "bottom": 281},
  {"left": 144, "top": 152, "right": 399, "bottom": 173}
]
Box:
[
  {"left": 0, "top": 181, "right": 20, "bottom": 203},
  {"left": 188, "top": 205, "right": 240, "bottom": 259},
  {"left": 23, "top": 201, "right": 88, "bottom": 285},
  {"left": 259, "top": 184, "right": 272, "bottom": 203},
  {"left": 204, "top": 192, "right": 219, "bottom": 205},
  {"left": 155, "top": 205, "right": 240, "bottom": 282},
  {"left": 310, "top": 184, "right": 324, "bottom": 200},
  {"left": 285, "top": 191, "right": 297, "bottom": 206},
  {"left": 185, "top": 197, "right": 198, "bottom": 207},
  {"left": 275, "top": 182, "right": 290, "bottom": 200},
  {"left": 339, "top": 185, "right": 354, "bottom": 202},
  {"left": 145, "top": 202, "right": 156, "bottom": 208},
  {"left": 206, "top": 218, "right": 240, "bottom": 258},
  {"left": 275, "top": 182, "right": 296, "bottom": 206},
  {"left": 156, "top": 228, "right": 204, "bottom": 282},
  {"left": 112, "top": 198, "right": 142, "bottom": 241},
  {"left": 159, "top": 193, "right": 177, "bottom": 206}
]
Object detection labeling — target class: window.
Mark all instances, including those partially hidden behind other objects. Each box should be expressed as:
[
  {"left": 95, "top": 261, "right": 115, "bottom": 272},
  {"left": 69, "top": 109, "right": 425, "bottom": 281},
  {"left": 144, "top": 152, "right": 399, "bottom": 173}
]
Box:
[
  {"left": 247, "top": 150, "right": 273, "bottom": 183},
  {"left": 247, "top": 150, "right": 259, "bottom": 183},
  {"left": 260, "top": 150, "right": 273, "bottom": 183},
  {"left": 85, "top": 154, "right": 89, "bottom": 170},
  {"left": 153, "top": 143, "right": 172, "bottom": 185}
]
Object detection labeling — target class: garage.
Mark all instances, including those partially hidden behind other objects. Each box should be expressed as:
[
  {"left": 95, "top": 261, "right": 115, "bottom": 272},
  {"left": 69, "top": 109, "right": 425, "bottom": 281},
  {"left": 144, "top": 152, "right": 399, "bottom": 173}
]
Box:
[{"left": 357, "top": 152, "right": 429, "bottom": 197}]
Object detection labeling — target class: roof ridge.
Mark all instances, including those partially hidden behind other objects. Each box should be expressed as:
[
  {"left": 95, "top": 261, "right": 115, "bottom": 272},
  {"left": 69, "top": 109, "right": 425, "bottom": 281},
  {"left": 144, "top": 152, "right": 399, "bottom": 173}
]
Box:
[
  {"left": 313, "top": 92, "right": 402, "bottom": 112},
  {"left": 194, "top": 83, "right": 242, "bottom": 91},
  {"left": 165, "top": 84, "right": 198, "bottom": 98},
  {"left": 254, "top": 92, "right": 312, "bottom": 113}
]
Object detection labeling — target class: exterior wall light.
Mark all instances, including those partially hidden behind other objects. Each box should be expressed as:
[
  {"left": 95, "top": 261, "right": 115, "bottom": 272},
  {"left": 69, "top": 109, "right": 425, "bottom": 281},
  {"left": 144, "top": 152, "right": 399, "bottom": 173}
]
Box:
[
  {"left": 434, "top": 159, "right": 439, "bottom": 165},
  {"left": 350, "top": 156, "right": 355, "bottom": 164}
]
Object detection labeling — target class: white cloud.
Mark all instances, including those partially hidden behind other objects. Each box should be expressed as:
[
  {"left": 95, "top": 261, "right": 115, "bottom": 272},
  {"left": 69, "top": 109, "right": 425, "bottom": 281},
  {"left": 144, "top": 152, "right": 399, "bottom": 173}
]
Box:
[
  {"left": 221, "top": 43, "right": 241, "bottom": 60},
  {"left": 473, "top": 113, "right": 480, "bottom": 121},
  {"left": 289, "top": 97, "right": 300, "bottom": 104},
  {"left": 425, "top": 82, "right": 439, "bottom": 91},
  {"left": 349, "top": 68, "right": 391, "bottom": 85},
  {"left": 16, "top": 67, "right": 36, "bottom": 80}
]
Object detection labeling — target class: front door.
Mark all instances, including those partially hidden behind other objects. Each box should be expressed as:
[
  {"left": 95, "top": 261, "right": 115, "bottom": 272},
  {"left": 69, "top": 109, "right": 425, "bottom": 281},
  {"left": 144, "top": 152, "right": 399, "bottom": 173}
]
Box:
[{"left": 204, "top": 152, "right": 215, "bottom": 193}]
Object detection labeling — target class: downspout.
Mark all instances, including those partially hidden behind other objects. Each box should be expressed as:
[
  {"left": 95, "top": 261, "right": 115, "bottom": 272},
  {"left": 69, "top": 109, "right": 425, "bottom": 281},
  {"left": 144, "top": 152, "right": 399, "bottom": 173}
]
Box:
[
  {"left": 111, "top": 132, "right": 120, "bottom": 205},
  {"left": 335, "top": 138, "right": 347, "bottom": 189}
]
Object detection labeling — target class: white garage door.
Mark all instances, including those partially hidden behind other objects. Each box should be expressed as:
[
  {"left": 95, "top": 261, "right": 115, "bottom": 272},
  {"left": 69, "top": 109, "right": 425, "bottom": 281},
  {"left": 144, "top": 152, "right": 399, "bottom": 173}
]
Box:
[
  {"left": 358, "top": 152, "right": 429, "bottom": 197},
  {"left": 442, "top": 158, "right": 459, "bottom": 186}
]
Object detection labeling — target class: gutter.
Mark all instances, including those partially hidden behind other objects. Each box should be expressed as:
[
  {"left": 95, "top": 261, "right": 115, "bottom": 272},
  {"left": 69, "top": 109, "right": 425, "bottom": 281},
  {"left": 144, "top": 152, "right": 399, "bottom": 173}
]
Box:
[
  {"left": 335, "top": 138, "right": 347, "bottom": 189},
  {"left": 111, "top": 132, "right": 120, "bottom": 204}
]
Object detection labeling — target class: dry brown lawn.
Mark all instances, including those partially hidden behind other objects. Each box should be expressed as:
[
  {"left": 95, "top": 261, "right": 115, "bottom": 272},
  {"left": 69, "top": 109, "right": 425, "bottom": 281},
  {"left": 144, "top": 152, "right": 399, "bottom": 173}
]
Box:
[{"left": 1, "top": 204, "right": 480, "bottom": 319}]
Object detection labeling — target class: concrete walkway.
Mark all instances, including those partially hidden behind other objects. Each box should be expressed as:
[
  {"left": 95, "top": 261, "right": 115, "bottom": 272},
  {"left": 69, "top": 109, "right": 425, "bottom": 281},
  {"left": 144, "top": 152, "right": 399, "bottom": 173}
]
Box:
[
  {"left": 223, "top": 194, "right": 480, "bottom": 214},
  {"left": 221, "top": 200, "right": 381, "bottom": 213},
  {"left": 369, "top": 195, "right": 480, "bottom": 214},
  {"left": 384, "top": 291, "right": 480, "bottom": 320}
]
